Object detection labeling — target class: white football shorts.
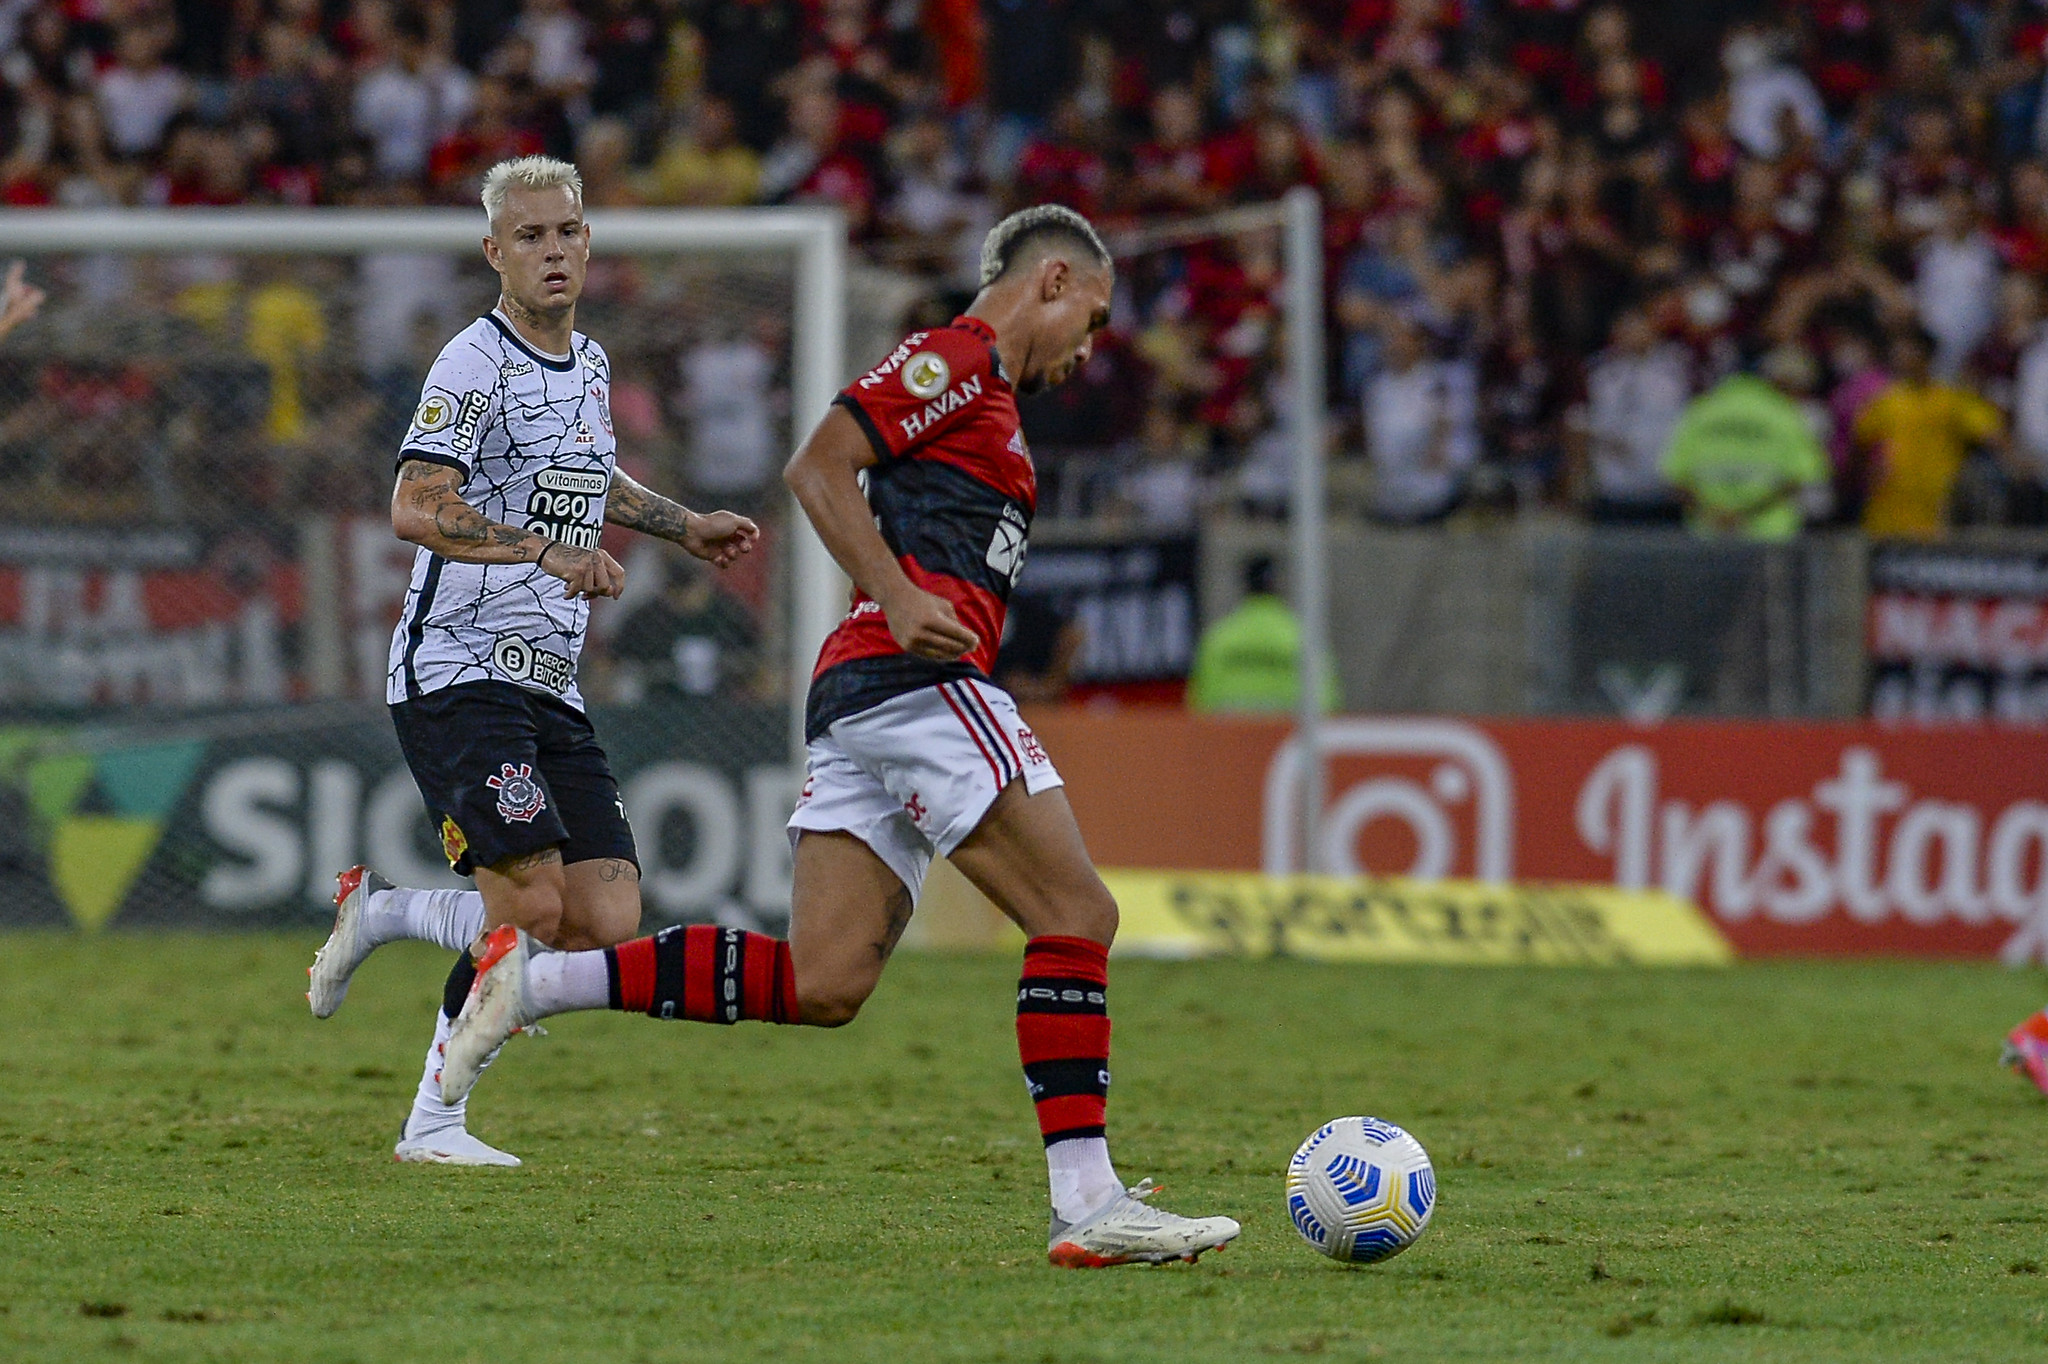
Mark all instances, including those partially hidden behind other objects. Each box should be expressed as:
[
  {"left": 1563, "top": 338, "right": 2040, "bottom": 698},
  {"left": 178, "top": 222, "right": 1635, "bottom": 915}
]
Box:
[{"left": 786, "top": 677, "right": 1064, "bottom": 901}]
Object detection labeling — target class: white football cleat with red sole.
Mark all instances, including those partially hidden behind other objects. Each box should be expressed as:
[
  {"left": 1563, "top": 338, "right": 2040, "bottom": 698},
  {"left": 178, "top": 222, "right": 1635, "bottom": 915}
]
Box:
[
  {"left": 1047, "top": 1179, "right": 1240, "bottom": 1267},
  {"left": 307, "top": 865, "right": 390, "bottom": 1018},
  {"left": 438, "top": 925, "right": 537, "bottom": 1107}
]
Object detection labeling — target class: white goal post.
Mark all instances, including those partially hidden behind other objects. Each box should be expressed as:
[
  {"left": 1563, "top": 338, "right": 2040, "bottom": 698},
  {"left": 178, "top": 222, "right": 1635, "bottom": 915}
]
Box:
[
  {"left": 1111, "top": 187, "right": 1328, "bottom": 871},
  {"left": 0, "top": 206, "right": 850, "bottom": 757}
]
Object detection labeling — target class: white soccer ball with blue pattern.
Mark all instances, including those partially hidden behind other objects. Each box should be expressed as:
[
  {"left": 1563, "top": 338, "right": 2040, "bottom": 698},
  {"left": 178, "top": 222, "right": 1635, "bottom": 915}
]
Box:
[{"left": 1286, "top": 1116, "right": 1436, "bottom": 1262}]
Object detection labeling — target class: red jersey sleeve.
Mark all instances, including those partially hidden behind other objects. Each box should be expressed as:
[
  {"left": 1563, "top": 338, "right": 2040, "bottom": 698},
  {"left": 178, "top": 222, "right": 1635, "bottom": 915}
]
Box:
[{"left": 833, "top": 323, "right": 998, "bottom": 463}]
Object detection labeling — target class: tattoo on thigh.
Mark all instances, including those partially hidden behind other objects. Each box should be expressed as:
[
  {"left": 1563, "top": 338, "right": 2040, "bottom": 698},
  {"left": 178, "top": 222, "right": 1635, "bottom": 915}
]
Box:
[
  {"left": 594, "top": 858, "right": 636, "bottom": 883},
  {"left": 492, "top": 845, "right": 563, "bottom": 876},
  {"left": 872, "top": 886, "right": 914, "bottom": 963}
]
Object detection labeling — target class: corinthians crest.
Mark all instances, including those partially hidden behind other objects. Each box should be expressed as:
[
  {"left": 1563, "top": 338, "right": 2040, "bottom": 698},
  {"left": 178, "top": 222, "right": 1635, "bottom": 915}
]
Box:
[{"left": 486, "top": 762, "right": 548, "bottom": 823}]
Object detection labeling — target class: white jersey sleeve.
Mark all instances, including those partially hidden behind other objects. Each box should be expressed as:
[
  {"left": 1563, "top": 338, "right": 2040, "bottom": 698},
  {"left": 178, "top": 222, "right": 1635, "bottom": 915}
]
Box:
[{"left": 400, "top": 330, "right": 506, "bottom": 478}]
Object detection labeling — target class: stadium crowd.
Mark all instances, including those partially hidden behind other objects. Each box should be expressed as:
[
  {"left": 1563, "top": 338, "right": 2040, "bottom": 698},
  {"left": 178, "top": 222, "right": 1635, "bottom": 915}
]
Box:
[{"left": 0, "top": 0, "right": 2045, "bottom": 541}]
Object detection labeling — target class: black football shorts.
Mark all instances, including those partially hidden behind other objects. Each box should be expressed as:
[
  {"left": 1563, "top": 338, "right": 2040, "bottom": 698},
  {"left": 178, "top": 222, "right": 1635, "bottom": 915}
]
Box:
[{"left": 389, "top": 680, "right": 637, "bottom": 877}]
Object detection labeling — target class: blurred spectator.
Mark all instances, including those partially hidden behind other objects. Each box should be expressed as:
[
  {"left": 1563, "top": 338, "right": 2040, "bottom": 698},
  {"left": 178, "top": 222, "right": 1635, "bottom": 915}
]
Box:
[
  {"left": 1361, "top": 317, "right": 1477, "bottom": 524},
  {"left": 676, "top": 320, "right": 780, "bottom": 509},
  {"left": 758, "top": 77, "right": 873, "bottom": 234},
  {"left": 1916, "top": 188, "right": 2002, "bottom": 380},
  {"left": 96, "top": 19, "right": 190, "bottom": 160},
  {"left": 1822, "top": 327, "right": 1890, "bottom": 518},
  {"left": 515, "top": 0, "right": 595, "bottom": 109},
  {"left": 640, "top": 96, "right": 760, "bottom": 207},
  {"left": 880, "top": 112, "right": 989, "bottom": 282},
  {"left": 2010, "top": 285, "right": 2048, "bottom": 524},
  {"left": 246, "top": 265, "right": 328, "bottom": 443},
  {"left": 609, "top": 551, "right": 762, "bottom": 700},
  {"left": 1187, "top": 554, "right": 1335, "bottom": 715},
  {"left": 993, "top": 593, "right": 1081, "bottom": 703},
  {"left": 1661, "top": 352, "right": 1828, "bottom": 541},
  {"left": 1111, "top": 404, "right": 1204, "bottom": 533},
  {"left": 1855, "top": 328, "right": 2008, "bottom": 540},
  {"left": 352, "top": 8, "right": 474, "bottom": 184},
  {"left": 427, "top": 75, "right": 543, "bottom": 203},
  {"left": 1722, "top": 25, "right": 1823, "bottom": 160},
  {"left": 1575, "top": 306, "right": 1689, "bottom": 522}
]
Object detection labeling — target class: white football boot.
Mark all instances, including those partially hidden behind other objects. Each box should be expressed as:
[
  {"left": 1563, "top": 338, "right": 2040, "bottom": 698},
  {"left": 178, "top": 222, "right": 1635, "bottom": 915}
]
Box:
[
  {"left": 308, "top": 865, "right": 391, "bottom": 1018},
  {"left": 393, "top": 1125, "right": 522, "bottom": 1167},
  {"left": 438, "top": 925, "right": 538, "bottom": 1107},
  {"left": 1046, "top": 1179, "right": 1241, "bottom": 1267}
]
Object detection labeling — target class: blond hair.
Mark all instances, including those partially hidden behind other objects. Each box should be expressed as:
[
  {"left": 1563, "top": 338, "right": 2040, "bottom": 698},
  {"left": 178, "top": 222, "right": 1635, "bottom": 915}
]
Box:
[
  {"left": 978, "top": 204, "right": 1111, "bottom": 288},
  {"left": 481, "top": 156, "right": 584, "bottom": 230}
]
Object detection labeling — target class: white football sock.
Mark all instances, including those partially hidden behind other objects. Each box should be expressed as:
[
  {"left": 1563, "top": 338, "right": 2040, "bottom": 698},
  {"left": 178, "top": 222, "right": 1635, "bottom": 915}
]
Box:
[
  {"left": 404, "top": 1008, "right": 465, "bottom": 1139},
  {"left": 1047, "top": 1136, "right": 1122, "bottom": 1225},
  {"left": 364, "top": 887, "right": 487, "bottom": 953},
  {"left": 527, "top": 947, "right": 610, "bottom": 1018}
]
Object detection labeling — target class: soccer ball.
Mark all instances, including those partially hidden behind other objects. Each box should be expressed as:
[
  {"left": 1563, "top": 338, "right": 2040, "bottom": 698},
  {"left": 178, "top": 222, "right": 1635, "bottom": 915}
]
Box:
[{"left": 1285, "top": 1116, "right": 1436, "bottom": 1263}]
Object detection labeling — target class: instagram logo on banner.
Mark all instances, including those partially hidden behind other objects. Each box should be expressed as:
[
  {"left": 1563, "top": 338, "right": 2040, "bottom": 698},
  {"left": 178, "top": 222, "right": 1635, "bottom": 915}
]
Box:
[{"left": 1261, "top": 720, "right": 1515, "bottom": 881}]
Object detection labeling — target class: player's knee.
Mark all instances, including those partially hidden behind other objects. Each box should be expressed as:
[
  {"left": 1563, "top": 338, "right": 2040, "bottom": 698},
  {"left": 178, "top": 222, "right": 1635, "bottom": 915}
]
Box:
[
  {"left": 1072, "top": 883, "right": 1119, "bottom": 946},
  {"left": 502, "top": 883, "right": 567, "bottom": 946},
  {"left": 1032, "top": 876, "right": 1117, "bottom": 946},
  {"left": 796, "top": 979, "right": 871, "bottom": 1028}
]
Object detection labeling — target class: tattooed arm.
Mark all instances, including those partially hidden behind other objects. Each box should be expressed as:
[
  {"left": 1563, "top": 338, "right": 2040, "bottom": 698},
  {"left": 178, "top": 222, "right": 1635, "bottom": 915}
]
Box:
[
  {"left": 391, "top": 459, "right": 626, "bottom": 599},
  {"left": 605, "top": 467, "right": 760, "bottom": 568}
]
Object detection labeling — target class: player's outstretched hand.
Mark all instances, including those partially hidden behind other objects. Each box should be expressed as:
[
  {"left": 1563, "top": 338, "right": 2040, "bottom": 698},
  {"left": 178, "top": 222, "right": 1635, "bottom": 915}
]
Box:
[
  {"left": 0, "top": 260, "right": 44, "bottom": 340},
  {"left": 884, "top": 587, "right": 978, "bottom": 662},
  {"left": 541, "top": 542, "right": 627, "bottom": 600},
  {"left": 683, "top": 510, "right": 760, "bottom": 569}
]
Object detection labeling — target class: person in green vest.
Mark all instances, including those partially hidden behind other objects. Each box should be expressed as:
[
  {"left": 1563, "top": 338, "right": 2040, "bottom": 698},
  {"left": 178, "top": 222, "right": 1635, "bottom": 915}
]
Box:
[
  {"left": 1659, "top": 349, "right": 1829, "bottom": 541},
  {"left": 1187, "top": 555, "right": 1338, "bottom": 714}
]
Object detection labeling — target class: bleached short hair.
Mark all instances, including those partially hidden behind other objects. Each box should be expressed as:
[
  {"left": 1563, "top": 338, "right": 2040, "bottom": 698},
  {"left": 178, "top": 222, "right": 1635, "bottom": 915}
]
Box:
[
  {"left": 978, "top": 204, "right": 1111, "bottom": 288},
  {"left": 482, "top": 155, "right": 584, "bottom": 230}
]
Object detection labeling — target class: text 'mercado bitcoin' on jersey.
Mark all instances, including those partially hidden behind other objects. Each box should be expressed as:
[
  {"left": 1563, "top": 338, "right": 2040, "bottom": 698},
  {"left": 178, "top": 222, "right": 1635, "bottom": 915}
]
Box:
[
  {"left": 385, "top": 312, "right": 618, "bottom": 711},
  {"left": 807, "top": 314, "right": 1035, "bottom": 739}
]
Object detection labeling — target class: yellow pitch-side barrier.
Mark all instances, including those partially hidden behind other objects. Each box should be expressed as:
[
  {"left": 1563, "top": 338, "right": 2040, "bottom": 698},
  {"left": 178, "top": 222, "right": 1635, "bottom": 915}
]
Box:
[
  {"left": 905, "top": 859, "right": 1731, "bottom": 967},
  {"left": 1103, "top": 870, "right": 1733, "bottom": 966}
]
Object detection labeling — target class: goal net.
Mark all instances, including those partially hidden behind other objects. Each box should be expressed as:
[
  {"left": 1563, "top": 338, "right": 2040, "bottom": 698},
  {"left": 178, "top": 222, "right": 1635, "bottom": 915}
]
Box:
[{"left": 0, "top": 207, "right": 904, "bottom": 934}]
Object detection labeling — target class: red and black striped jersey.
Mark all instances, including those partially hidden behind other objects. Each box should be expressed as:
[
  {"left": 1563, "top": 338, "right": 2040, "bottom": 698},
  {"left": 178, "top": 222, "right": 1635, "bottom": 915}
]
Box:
[{"left": 806, "top": 315, "right": 1036, "bottom": 739}]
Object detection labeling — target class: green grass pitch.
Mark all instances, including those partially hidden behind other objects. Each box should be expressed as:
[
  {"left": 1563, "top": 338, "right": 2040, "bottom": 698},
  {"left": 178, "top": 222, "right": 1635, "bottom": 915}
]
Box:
[{"left": 5, "top": 934, "right": 2048, "bottom": 1362}]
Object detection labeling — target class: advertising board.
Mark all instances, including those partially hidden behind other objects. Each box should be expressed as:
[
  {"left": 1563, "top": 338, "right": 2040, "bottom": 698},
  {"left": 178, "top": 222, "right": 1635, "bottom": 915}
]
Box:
[
  {"left": 11, "top": 698, "right": 2044, "bottom": 960},
  {"left": 1868, "top": 542, "right": 2048, "bottom": 724},
  {"left": 1032, "top": 712, "right": 2048, "bottom": 959},
  {"left": 0, "top": 696, "right": 794, "bottom": 932}
]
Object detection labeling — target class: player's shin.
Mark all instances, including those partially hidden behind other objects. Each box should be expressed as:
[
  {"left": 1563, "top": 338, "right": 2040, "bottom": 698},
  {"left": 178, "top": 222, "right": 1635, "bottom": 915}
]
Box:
[
  {"left": 404, "top": 951, "right": 478, "bottom": 1137},
  {"left": 1017, "top": 935, "right": 1123, "bottom": 1223},
  {"left": 370, "top": 886, "right": 488, "bottom": 953},
  {"left": 601, "top": 924, "right": 799, "bottom": 1024}
]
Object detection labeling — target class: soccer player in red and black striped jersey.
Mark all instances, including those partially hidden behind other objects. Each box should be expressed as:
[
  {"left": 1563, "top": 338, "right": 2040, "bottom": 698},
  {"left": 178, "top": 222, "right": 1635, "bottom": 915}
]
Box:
[{"left": 436, "top": 206, "right": 1240, "bottom": 1267}]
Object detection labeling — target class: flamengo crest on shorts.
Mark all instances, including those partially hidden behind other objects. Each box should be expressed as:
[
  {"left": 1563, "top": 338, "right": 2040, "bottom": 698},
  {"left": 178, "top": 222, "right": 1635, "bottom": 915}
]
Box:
[{"left": 487, "top": 762, "right": 548, "bottom": 823}]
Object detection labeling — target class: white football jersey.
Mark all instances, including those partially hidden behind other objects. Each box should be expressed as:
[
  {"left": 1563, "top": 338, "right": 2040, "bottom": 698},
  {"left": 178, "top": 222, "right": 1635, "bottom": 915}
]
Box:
[{"left": 386, "top": 311, "right": 617, "bottom": 710}]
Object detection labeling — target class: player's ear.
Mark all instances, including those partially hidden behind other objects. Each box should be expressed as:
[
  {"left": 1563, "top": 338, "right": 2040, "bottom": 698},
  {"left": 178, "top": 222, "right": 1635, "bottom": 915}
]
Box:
[{"left": 1040, "top": 257, "right": 1069, "bottom": 303}]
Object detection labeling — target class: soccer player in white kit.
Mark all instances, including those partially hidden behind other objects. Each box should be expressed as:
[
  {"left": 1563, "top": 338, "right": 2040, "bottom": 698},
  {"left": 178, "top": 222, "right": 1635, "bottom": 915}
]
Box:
[
  {"left": 304, "top": 156, "right": 759, "bottom": 1165},
  {"left": 432, "top": 205, "right": 1241, "bottom": 1266}
]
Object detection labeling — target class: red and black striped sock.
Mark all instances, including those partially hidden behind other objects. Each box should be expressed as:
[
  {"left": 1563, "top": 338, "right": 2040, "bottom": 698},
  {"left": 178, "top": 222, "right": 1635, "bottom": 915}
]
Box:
[
  {"left": 604, "top": 925, "right": 798, "bottom": 1025},
  {"left": 1016, "top": 935, "right": 1112, "bottom": 1144}
]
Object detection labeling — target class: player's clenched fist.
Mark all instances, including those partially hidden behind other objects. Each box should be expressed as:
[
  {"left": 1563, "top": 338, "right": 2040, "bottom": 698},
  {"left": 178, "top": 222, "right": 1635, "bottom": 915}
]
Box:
[
  {"left": 882, "top": 586, "right": 979, "bottom": 662},
  {"left": 539, "top": 542, "right": 626, "bottom": 600}
]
